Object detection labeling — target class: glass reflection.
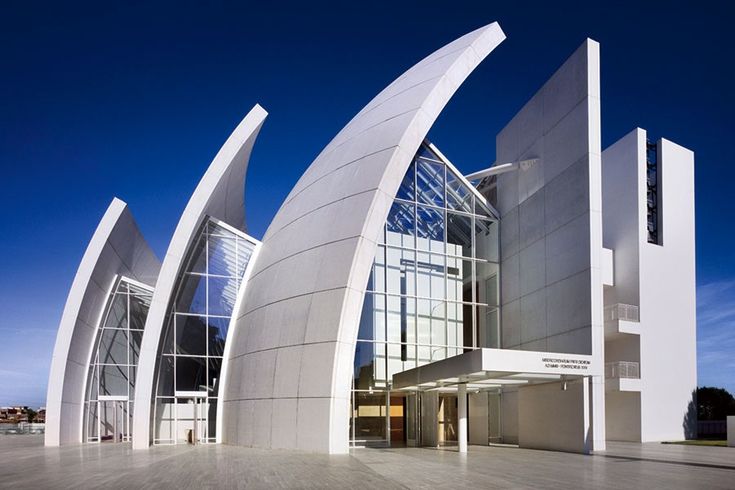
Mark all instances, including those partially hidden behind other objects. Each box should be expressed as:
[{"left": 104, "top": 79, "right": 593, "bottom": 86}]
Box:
[
  {"left": 83, "top": 277, "right": 153, "bottom": 442},
  {"left": 352, "top": 142, "right": 500, "bottom": 446},
  {"left": 153, "top": 218, "right": 257, "bottom": 445}
]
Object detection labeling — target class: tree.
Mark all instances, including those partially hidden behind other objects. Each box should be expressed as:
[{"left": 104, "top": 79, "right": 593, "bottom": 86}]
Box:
[
  {"left": 697, "top": 387, "right": 735, "bottom": 420},
  {"left": 26, "top": 408, "right": 37, "bottom": 424}
]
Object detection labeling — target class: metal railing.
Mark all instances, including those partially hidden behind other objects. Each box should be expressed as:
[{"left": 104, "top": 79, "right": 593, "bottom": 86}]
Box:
[
  {"left": 605, "top": 361, "right": 640, "bottom": 379},
  {"left": 604, "top": 303, "right": 640, "bottom": 322}
]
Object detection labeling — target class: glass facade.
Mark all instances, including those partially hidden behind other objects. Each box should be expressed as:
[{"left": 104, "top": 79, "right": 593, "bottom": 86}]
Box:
[
  {"left": 84, "top": 277, "right": 153, "bottom": 442},
  {"left": 153, "top": 218, "right": 257, "bottom": 445},
  {"left": 351, "top": 143, "right": 500, "bottom": 445}
]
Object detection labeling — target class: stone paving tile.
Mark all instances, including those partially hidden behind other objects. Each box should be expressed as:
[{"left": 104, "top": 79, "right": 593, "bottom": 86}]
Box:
[{"left": 1, "top": 436, "right": 733, "bottom": 489}]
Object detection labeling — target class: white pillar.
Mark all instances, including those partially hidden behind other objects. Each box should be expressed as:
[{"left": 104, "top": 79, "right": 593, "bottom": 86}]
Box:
[{"left": 458, "top": 383, "right": 467, "bottom": 453}]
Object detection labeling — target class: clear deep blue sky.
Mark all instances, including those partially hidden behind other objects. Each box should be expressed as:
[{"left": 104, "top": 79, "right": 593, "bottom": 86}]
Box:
[{"left": 1, "top": 1, "right": 733, "bottom": 406}]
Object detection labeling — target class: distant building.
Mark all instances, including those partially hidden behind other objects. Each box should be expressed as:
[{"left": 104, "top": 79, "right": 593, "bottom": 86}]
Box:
[{"left": 46, "top": 22, "right": 696, "bottom": 454}]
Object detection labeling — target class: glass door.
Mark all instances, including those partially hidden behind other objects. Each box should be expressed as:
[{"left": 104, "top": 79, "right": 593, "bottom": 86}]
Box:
[
  {"left": 98, "top": 396, "right": 129, "bottom": 443},
  {"left": 174, "top": 392, "right": 209, "bottom": 444}
]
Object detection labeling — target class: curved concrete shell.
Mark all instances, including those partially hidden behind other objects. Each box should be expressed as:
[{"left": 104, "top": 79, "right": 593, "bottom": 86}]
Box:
[
  {"left": 222, "top": 23, "right": 505, "bottom": 453},
  {"left": 45, "top": 198, "right": 160, "bottom": 446},
  {"left": 132, "top": 104, "right": 267, "bottom": 448}
]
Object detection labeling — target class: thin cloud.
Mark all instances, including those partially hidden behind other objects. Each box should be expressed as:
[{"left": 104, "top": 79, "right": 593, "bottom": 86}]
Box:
[{"left": 697, "top": 280, "right": 735, "bottom": 392}]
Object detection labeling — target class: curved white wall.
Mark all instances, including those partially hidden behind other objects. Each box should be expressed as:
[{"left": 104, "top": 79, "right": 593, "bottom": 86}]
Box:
[
  {"left": 132, "top": 104, "right": 267, "bottom": 448},
  {"left": 45, "top": 198, "right": 160, "bottom": 446},
  {"left": 222, "top": 23, "right": 505, "bottom": 453}
]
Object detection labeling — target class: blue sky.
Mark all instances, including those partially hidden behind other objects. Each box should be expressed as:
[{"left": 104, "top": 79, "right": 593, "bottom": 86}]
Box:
[{"left": 0, "top": 1, "right": 733, "bottom": 407}]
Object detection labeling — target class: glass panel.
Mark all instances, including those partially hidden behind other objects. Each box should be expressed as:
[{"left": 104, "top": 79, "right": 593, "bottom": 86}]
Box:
[
  {"left": 446, "top": 259, "right": 473, "bottom": 303},
  {"left": 446, "top": 168, "right": 473, "bottom": 213},
  {"left": 175, "top": 356, "right": 207, "bottom": 393},
  {"left": 354, "top": 341, "right": 377, "bottom": 390},
  {"left": 175, "top": 273, "right": 207, "bottom": 315},
  {"left": 385, "top": 201, "right": 414, "bottom": 248},
  {"left": 367, "top": 246, "right": 386, "bottom": 293},
  {"left": 416, "top": 252, "right": 446, "bottom": 300},
  {"left": 386, "top": 295, "right": 403, "bottom": 344},
  {"left": 207, "top": 316, "right": 229, "bottom": 357},
  {"left": 130, "top": 330, "right": 143, "bottom": 364},
  {"left": 447, "top": 212, "right": 472, "bottom": 258},
  {"left": 207, "top": 357, "right": 222, "bottom": 395},
  {"left": 208, "top": 276, "right": 239, "bottom": 316},
  {"left": 396, "top": 161, "right": 416, "bottom": 201},
  {"left": 129, "top": 294, "right": 150, "bottom": 330},
  {"left": 385, "top": 248, "right": 414, "bottom": 296},
  {"left": 208, "top": 235, "right": 238, "bottom": 277},
  {"left": 99, "top": 364, "right": 129, "bottom": 396},
  {"left": 446, "top": 301, "right": 465, "bottom": 348},
  {"left": 99, "top": 329, "right": 128, "bottom": 365},
  {"left": 87, "top": 401, "right": 99, "bottom": 440},
  {"left": 417, "top": 299, "right": 445, "bottom": 353},
  {"left": 416, "top": 159, "right": 444, "bottom": 207},
  {"left": 352, "top": 393, "right": 387, "bottom": 441},
  {"left": 416, "top": 206, "right": 444, "bottom": 252},
  {"left": 156, "top": 356, "right": 175, "bottom": 396},
  {"left": 87, "top": 366, "right": 99, "bottom": 401},
  {"left": 105, "top": 295, "right": 128, "bottom": 330},
  {"left": 176, "top": 315, "right": 207, "bottom": 356},
  {"left": 236, "top": 241, "right": 255, "bottom": 278},
  {"left": 357, "top": 293, "right": 385, "bottom": 342},
  {"left": 186, "top": 234, "right": 207, "bottom": 274}
]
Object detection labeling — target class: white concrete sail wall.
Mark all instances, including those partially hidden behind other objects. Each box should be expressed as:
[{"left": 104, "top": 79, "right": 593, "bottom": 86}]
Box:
[
  {"left": 46, "top": 198, "right": 160, "bottom": 446},
  {"left": 494, "top": 40, "right": 606, "bottom": 450},
  {"left": 132, "top": 105, "right": 267, "bottom": 448},
  {"left": 639, "top": 138, "right": 697, "bottom": 441},
  {"left": 222, "top": 23, "right": 506, "bottom": 454}
]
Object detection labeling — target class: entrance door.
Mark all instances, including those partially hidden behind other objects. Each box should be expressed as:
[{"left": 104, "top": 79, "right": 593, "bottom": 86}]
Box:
[
  {"left": 98, "top": 395, "right": 129, "bottom": 443},
  {"left": 438, "top": 395, "right": 458, "bottom": 446},
  {"left": 174, "top": 391, "right": 209, "bottom": 444}
]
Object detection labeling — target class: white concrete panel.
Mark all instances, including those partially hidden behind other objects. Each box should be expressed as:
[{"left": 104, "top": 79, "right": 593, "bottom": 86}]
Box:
[
  {"left": 546, "top": 270, "right": 591, "bottom": 338},
  {"left": 545, "top": 212, "right": 592, "bottom": 285},
  {"left": 225, "top": 24, "right": 506, "bottom": 454},
  {"left": 500, "top": 252, "right": 520, "bottom": 305},
  {"left": 500, "top": 205, "right": 520, "bottom": 261},
  {"left": 520, "top": 288, "right": 546, "bottom": 343},
  {"left": 518, "top": 190, "right": 545, "bottom": 250},
  {"left": 544, "top": 157, "right": 590, "bottom": 235},
  {"left": 271, "top": 398, "right": 298, "bottom": 449},
  {"left": 501, "top": 299, "right": 521, "bottom": 348},
  {"left": 519, "top": 238, "right": 546, "bottom": 296},
  {"left": 500, "top": 389, "right": 518, "bottom": 444},
  {"left": 46, "top": 198, "right": 160, "bottom": 447},
  {"left": 518, "top": 379, "right": 590, "bottom": 453}
]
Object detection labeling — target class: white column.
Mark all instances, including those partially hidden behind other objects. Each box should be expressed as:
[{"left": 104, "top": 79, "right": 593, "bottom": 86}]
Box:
[{"left": 458, "top": 383, "right": 467, "bottom": 453}]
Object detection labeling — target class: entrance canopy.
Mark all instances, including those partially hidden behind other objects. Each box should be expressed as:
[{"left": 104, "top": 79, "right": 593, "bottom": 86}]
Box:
[{"left": 392, "top": 348, "right": 600, "bottom": 392}]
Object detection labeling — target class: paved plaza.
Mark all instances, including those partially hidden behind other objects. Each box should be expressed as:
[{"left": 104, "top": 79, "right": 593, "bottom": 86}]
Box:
[{"left": 1, "top": 436, "right": 733, "bottom": 489}]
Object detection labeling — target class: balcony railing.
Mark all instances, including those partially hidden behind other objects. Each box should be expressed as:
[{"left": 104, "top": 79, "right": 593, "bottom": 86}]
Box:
[
  {"left": 604, "top": 303, "right": 640, "bottom": 322},
  {"left": 605, "top": 361, "right": 640, "bottom": 379}
]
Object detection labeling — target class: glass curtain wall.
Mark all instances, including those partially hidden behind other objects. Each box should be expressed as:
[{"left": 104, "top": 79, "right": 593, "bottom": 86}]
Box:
[
  {"left": 351, "top": 143, "right": 500, "bottom": 446},
  {"left": 84, "top": 277, "right": 153, "bottom": 442},
  {"left": 153, "top": 218, "right": 257, "bottom": 445}
]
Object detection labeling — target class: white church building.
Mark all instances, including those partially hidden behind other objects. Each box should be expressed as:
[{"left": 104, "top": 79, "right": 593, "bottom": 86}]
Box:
[{"left": 45, "top": 22, "right": 696, "bottom": 455}]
